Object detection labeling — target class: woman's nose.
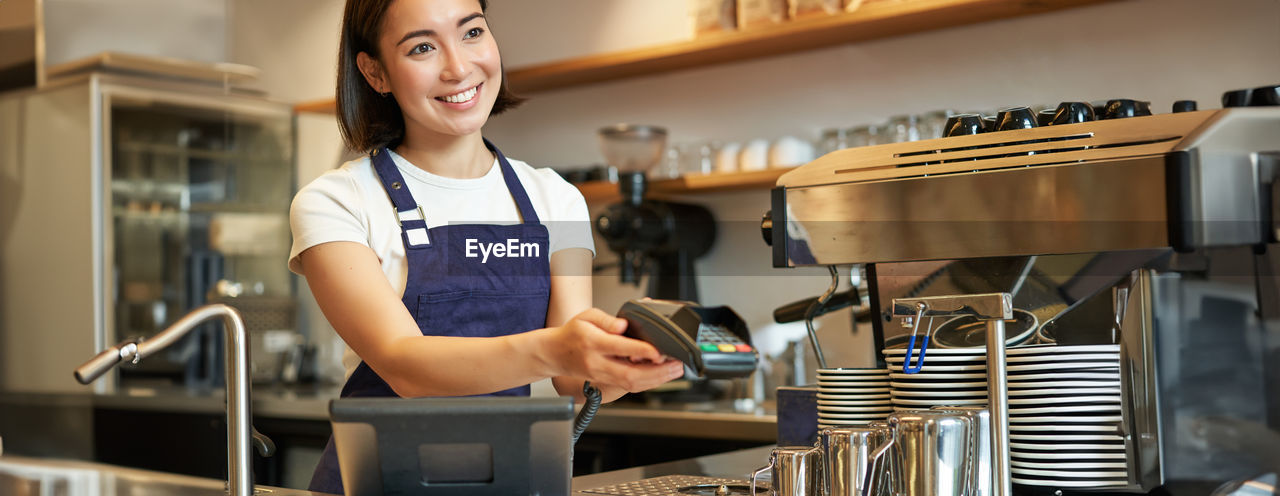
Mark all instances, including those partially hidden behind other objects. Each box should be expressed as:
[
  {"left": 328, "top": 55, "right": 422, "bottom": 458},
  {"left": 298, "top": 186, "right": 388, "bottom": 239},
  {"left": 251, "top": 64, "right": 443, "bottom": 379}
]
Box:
[{"left": 439, "top": 46, "right": 470, "bottom": 82}]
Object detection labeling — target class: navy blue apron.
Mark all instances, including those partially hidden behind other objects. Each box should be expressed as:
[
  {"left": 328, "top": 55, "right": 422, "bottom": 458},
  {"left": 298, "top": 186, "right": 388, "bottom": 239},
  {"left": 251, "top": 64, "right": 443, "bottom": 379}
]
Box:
[{"left": 308, "top": 139, "right": 551, "bottom": 494}]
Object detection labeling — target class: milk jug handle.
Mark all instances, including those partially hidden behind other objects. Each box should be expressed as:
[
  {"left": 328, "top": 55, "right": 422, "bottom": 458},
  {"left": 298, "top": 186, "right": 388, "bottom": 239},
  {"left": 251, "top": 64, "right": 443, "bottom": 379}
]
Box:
[
  {"left": 863, "top": 436, "right": 896, "bottom": 496},
  {"left": 751, "top": 459, "right": 774, "bottom": 496}
]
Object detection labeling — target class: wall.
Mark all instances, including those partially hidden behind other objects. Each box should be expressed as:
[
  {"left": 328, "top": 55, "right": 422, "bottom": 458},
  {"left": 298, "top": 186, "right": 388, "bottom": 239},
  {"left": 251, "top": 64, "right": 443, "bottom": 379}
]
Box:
[{"left": 228, "top": 0, "right": 1280, "bottom": 377}]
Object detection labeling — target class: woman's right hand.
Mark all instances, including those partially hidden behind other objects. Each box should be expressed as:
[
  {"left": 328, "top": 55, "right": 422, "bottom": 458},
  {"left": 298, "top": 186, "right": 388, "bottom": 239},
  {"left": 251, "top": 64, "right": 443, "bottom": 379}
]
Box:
[{"left": 544, "top": 308, "right": 685, "bottom": 393}]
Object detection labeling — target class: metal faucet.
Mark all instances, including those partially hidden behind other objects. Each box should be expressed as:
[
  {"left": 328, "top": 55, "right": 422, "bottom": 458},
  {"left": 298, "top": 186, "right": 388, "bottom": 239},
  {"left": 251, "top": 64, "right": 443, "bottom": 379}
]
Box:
[{"left": 74, "top": 303, "right": 265, "bottom": 496}]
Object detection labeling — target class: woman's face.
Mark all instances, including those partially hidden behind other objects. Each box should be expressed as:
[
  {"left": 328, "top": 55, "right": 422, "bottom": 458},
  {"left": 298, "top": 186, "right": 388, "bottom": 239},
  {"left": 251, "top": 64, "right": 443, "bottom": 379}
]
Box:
[{"left": 364, "top": 0, "right": 500, "bottom": 140}]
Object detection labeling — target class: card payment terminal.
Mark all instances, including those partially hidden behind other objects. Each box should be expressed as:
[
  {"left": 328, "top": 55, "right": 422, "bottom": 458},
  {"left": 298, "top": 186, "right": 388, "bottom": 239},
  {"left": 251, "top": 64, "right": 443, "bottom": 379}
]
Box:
[{"left": 618, "top": 298, "right": 758, "bottom": 379}]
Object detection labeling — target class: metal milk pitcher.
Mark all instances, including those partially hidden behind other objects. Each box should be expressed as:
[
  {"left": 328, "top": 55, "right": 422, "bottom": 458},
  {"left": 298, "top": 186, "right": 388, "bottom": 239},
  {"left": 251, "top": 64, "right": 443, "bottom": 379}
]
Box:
[
  {"left": 887, "top": 410, "right": 977, "bottom": 496},
  {"left": 931, "top": 406, "right": 991, "bottom": 496},
  {"left": 751, "top": 445, "right": 824, "bottom": 496},
  {"left": 821, "top": 424, "right": 896, "bottom": 496}
]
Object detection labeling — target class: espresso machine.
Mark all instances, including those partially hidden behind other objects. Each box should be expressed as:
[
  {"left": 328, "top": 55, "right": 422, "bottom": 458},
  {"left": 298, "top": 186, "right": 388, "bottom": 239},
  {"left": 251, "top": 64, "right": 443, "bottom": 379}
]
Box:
[
  {"left": 764, "top": 87, "right": 1280, "bottom": 494},
  {"left": 594, "top": 124, "right": 716, "bottom": 301}
]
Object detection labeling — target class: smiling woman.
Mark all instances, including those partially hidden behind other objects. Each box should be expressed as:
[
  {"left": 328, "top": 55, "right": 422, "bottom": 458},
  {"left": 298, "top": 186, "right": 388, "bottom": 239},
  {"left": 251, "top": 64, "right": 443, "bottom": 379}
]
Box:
[
  {"left": 336, "top": 0, "right": 523, "bottom": 155},
  {"left": 289, "top": 0, "right": 688, "bottom": 494}
]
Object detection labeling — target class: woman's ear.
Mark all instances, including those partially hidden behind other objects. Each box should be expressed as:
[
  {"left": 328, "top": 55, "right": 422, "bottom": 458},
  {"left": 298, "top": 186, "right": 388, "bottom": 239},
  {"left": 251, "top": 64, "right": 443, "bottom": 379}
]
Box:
[{"left": 356, "top": 52, "right": 389, "bottom": 94}]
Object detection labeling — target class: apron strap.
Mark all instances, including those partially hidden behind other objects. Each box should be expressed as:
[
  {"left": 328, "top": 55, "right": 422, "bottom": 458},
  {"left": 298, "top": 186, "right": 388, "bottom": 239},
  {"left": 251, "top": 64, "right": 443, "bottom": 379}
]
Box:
[
  {"left": 485, "top": 138, "right": 541, "bottom": 225},
  {"left": 370, "top": 139, "right": 543, "bottom": 248},
  {"left": 370, "top": 148, "right": 432, "bottom": 249}
]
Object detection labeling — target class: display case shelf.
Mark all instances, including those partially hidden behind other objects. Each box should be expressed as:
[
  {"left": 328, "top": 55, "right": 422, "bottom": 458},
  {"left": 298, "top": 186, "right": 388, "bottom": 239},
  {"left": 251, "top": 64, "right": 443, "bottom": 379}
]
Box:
[{"left": 293, "top": 0, "right": 1113, "bottom": 113}]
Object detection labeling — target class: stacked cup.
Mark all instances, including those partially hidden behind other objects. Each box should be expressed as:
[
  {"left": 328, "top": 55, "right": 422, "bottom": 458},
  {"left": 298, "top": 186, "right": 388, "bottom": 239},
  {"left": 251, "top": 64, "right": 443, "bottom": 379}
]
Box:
[{"left": 816, "top": 368, "right": 892, "bottom": 428}]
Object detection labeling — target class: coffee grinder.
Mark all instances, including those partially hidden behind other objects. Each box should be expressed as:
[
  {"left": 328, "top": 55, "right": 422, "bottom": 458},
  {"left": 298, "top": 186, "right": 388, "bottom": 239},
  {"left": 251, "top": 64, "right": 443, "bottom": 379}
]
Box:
[{"left": 593, "top": 124, "right": 715, "bottom": 301}]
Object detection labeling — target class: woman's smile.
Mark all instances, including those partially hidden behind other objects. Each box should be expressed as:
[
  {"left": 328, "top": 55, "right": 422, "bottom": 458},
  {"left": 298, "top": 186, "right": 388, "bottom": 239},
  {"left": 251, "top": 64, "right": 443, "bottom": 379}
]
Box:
[{"left": 435, "top": 83, "right": 482, "bottom": 108}]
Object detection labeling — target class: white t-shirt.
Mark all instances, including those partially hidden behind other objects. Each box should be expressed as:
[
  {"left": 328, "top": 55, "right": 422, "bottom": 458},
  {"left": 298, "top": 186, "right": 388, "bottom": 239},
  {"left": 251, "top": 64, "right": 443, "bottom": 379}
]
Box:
[{"left": 288, "top": 149, "right": 595, "bottom": 378}]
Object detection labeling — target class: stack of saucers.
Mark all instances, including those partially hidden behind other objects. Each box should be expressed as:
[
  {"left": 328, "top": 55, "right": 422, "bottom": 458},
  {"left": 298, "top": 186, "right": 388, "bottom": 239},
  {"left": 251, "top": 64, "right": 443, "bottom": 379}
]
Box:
[
  {"left": 816, "top": 368, "right": 892, "bottom": 428},
  {"left": 1005, "top": 344, "right": 1127, "bottom": 488},
  {"left": 885, "top": 347, "right": 989, "bottom": 411}
]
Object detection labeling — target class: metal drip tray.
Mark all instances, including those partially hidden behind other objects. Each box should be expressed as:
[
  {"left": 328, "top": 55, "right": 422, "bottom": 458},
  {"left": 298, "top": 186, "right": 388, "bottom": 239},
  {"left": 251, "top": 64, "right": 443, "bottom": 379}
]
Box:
[{"left": 582, "top": 475, "right": 760, "bottom": 496}]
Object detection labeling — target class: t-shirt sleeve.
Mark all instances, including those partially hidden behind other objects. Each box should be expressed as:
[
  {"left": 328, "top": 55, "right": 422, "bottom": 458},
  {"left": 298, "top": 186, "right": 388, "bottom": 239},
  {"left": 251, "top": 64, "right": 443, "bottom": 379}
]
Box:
[
  {"left": 288, "top": 169, "right": 370, "bottom": 274},
  {"left": 543, "top": 171, "right": 596, "bottom": 257}
]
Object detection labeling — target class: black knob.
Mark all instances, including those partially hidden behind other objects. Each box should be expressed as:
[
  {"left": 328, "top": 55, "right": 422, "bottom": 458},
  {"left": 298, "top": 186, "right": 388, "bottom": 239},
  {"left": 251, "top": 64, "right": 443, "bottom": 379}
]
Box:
[
  {"left": 994, "top": 107, "right": 1037, "bottom": 131},
  {"left": 1172, "top": 100, "right": 1198, "bottom": 113},
  {"left": 944, "top": 114, "right": 985, "bottom": 136},
  {"left": 1250, "top": 85, "right": 1280, "bottom": 106},
  {"left": 760, "top": 211, "right": 773, "bottom": 246},
  {"left": 1036, "top": 109, "right": 1056, "bottom": 127},
  {"left": 1224, "top": 88, "right": 1253, "bottom": 108},
  {"left": 1049, "top": 102, "right": 1096, "bottom": 125},
  {"left": 1102, "top": 99, "right": 1152, "bottom": 119},
  {"left": 595, "top": 214, "right": 624, "bottom": 238}
]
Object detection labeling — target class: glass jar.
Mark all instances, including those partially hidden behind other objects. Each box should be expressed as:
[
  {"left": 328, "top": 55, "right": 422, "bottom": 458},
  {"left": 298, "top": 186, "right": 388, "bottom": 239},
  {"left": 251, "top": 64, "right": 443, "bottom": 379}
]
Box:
[
  {"left": 818, "top": 127, "right": 850, "bottom": 155},
  {"left": 887, "top": 114, "right": 921, "bottom": 143}
]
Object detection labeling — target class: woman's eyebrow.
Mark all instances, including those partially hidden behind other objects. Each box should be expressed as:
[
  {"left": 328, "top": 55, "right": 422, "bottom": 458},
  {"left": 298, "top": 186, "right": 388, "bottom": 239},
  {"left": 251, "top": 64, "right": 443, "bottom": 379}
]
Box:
[{"left": 395, "top": 13, "right": 485, "bottom": 46}]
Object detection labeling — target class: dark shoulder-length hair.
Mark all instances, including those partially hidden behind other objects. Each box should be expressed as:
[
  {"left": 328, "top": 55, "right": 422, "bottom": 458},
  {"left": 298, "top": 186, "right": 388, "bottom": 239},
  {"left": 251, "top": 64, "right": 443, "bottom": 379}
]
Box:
[{"left": 336, "top": 0, "right": 524, "bottom": 153}]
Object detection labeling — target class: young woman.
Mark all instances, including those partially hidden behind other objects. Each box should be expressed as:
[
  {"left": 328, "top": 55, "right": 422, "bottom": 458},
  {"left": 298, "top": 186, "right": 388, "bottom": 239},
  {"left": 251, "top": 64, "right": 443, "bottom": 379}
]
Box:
[{"left": 288, "top": 0, "right": 684, "bottom": 491}]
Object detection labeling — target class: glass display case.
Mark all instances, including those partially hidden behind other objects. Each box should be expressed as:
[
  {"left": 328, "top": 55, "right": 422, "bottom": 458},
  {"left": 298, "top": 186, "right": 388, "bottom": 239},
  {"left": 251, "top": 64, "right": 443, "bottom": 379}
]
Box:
[
  {"left": 109, "top": 96, "right": 294, "bottom": 387},
  {"left": 0, "top": 69, "right": 295, "bottom": 394}
]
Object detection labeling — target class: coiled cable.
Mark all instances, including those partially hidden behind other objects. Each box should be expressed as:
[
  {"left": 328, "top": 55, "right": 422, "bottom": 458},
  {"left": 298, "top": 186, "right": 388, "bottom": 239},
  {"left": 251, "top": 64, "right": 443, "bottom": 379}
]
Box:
[{"left": 571, "top": 381, "right": 602, "bottom": 446}]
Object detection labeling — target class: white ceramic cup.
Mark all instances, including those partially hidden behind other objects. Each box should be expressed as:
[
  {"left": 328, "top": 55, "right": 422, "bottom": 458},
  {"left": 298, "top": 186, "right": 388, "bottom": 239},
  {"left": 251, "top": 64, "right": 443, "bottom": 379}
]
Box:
[
  {"left": 770, "top": 136, "right": 816, "bottom": 168},
  {"left": 715, "top": 141, "right": 741, "bottom": 173},
  {"left": 739, "top": 139, "right": 770, "bottom": 172}
]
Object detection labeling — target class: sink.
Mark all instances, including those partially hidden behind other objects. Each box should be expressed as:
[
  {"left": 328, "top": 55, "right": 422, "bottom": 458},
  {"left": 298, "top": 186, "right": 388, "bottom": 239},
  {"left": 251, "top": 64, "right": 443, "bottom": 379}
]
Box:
[
  {"left": 0, "top": 456, "right": 330, "bottom": 496},
  {"left": 0, "top": 460, "right": 99, "bottom": 496},
  {"left": 0, "top": 469, "right": 42, "bottom": 496}
]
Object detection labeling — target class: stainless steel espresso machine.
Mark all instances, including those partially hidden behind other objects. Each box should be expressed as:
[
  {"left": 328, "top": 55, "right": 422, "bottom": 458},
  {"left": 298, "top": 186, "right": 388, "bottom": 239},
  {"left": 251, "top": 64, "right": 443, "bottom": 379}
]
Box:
[{"left": 765, "top": 89, "right": 1280, "bottom": 494}]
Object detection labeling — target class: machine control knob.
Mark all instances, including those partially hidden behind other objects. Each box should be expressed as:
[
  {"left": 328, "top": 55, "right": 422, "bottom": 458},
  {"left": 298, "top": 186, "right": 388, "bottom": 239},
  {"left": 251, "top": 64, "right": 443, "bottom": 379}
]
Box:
[
  {"left": 1102, "top": 99, "right": 1153, "bottom": 119},
  {"left": 1172, "top": 100, "right": 1198, "bottom": 113},
  {"left": 1223, "top": 88, "right": 1253, "bottom": 107},
  {"left": 943, "top": 114, "right": 985, "bottom": 136},
  {"left": 760, "top": 211, "right": 773, "bottom": 246},
  {"left": 1250, "top": 85, "right": 1280, "bottom": 106},
  {"left": 994, "top": 107, "right": 1037, "bottom": 131},
  {"left": 595, "top": 213, "right": 626, "bottom": 238},
  {"left": 1048, "top": 102, "right": 1096, "bottom": 125}
]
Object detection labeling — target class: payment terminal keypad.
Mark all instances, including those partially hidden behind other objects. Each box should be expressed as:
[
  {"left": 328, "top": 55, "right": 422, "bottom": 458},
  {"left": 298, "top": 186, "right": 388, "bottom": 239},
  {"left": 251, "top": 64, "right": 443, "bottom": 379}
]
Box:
[{"left": 696, "top": 324, "right": 753, "bottom": 354}]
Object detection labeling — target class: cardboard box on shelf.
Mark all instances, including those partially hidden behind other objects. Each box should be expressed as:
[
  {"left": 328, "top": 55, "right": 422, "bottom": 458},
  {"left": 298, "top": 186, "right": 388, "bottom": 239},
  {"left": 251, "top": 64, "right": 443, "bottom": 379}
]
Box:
[
  {"left": 692, "top": 0, "right": 737, "bottom": 36},
  {"left": 789, "top": 0, "right": 843, "bottom": 19},
  {"left": 737, "top": 0, "right": 789, "bottom": 30}
]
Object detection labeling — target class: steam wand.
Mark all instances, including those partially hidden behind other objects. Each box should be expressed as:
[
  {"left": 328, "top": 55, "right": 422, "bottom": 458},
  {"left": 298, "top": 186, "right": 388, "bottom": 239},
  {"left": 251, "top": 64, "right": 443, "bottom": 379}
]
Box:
[{"left": 803, "top": 266, "right": 841, "bottom": 370}]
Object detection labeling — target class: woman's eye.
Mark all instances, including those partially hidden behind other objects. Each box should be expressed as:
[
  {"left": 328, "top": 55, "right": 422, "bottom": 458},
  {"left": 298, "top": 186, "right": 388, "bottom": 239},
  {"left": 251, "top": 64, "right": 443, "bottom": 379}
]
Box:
[
  {"left": 464, "top": 27, "right": 484, "bottom": 40},
  {"left": 408, "top": 43, "right": 434, "bottom": 55}
]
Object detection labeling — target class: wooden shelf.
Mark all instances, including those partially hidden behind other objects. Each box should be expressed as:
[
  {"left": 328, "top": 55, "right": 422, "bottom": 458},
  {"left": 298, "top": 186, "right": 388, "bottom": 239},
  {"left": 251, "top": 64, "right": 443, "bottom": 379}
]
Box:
[
  {"left": 293, "top": 0, "right": 1112, "bottom": 112},
  {"left": 577, "top": 168, "right": 789, "bottom": 203},
  {"left": 506, "top": 0, "right": 1112, "bottom": 94}
]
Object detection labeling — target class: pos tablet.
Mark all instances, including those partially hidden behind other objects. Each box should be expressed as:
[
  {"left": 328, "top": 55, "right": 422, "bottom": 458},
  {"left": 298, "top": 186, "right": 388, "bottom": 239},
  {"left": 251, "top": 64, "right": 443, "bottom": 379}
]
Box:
[{"left": 329, "top": 396, "right": 574, "bottom": 496}]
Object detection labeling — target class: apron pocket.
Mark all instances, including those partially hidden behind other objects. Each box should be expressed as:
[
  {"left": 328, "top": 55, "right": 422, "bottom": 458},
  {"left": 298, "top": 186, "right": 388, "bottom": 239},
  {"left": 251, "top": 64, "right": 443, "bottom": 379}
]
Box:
[{"left": 415, "top": 289, "right": 549, "bottom": 338}]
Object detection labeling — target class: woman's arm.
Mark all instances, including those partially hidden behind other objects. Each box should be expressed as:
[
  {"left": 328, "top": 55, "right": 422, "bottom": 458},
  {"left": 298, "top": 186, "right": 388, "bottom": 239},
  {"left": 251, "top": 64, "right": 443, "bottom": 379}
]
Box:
[
  {"left": 546, "top": 248, "right": 676, "bottom": 403},
  {"left": 298, "top": 241, "right": 682, "bottom": 398}
]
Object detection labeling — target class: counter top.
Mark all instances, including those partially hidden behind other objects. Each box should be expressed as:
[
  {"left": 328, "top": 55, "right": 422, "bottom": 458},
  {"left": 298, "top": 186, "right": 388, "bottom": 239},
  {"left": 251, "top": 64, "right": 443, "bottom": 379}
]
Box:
[
  {"left": 1, "top": 385, "right": 778, "bottom": 442},
  {"left": 0, "top": 454, "right": 329, "bottom": 496},
  {"left": 0, "top": 445, "right": 775, "bottom": 496},
  {"left": 572, "top": 444, "right": 774, "bottom": 494}
]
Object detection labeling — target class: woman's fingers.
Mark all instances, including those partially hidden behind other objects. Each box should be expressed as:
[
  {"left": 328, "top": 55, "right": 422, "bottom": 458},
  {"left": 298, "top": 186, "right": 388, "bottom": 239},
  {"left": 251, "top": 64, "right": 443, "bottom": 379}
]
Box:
[
  {"left": 590, "top": 356, "right": 685, "bottom": 393},
  {"left": 568, "top": 308, "right": 661, "bottom": 362},
  {"left": 594, "top": 332, "right": 663, "bottom": 363},
  {"left": 573, "top": 308, "right": 627, "bottom": 335}
]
